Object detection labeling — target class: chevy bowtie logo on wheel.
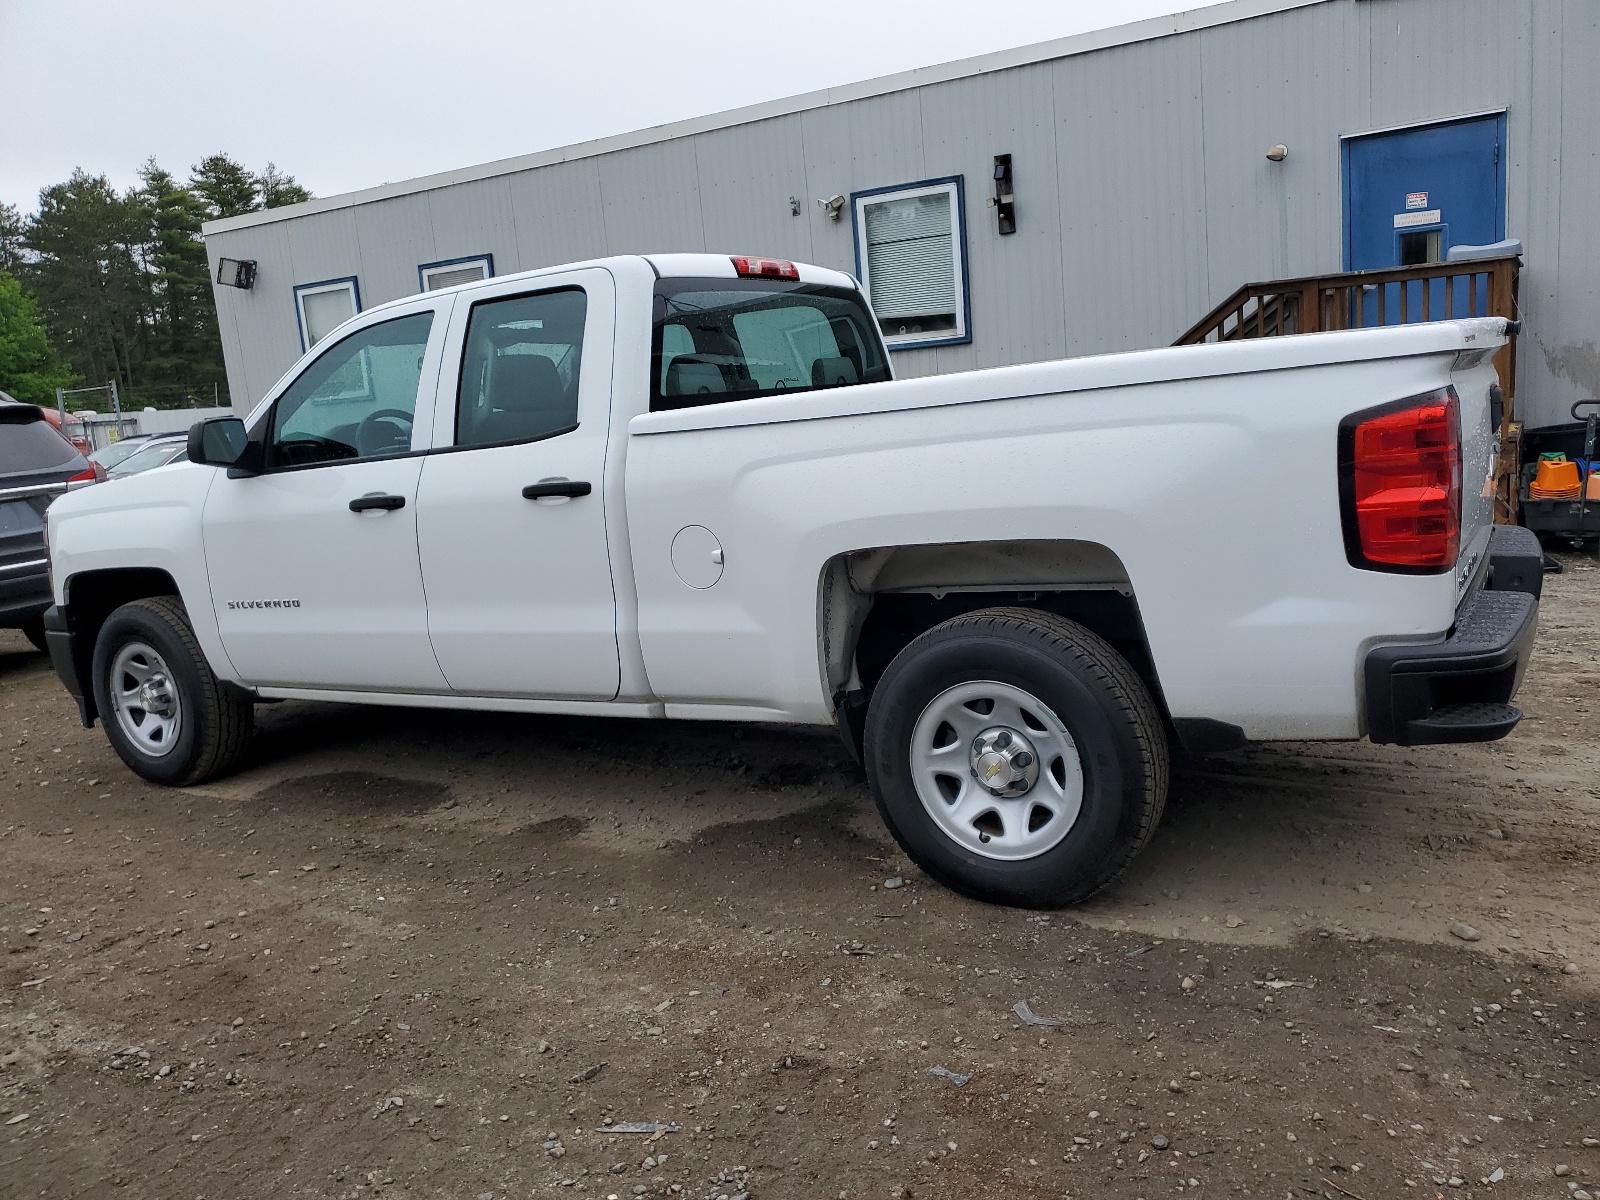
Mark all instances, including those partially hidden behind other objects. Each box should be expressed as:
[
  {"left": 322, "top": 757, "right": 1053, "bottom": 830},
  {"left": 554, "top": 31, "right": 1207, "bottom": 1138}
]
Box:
[{"left": 226, "top": 599, "right": 301, "bottom": 609}]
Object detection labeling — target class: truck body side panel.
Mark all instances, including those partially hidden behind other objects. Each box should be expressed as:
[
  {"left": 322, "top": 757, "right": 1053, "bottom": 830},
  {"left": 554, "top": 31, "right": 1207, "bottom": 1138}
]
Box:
[{"left": 624, "top": 320, "right": 1506, "bottom": 738}]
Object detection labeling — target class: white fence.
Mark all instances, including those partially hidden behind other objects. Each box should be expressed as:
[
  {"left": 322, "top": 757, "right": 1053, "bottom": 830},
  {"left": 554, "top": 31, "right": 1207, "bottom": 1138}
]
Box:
[{"left": 76, "top": 407, "right": 235, "bottom": 449}]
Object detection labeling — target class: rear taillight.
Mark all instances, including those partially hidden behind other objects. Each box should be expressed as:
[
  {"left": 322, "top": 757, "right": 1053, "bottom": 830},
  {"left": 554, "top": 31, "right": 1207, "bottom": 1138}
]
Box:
[
  {"left": 731, "top": 256, "right": 799, "bottom": 280},
  {"left": 1339, "top": 387, "right": 1461, "bottom": 571},
  {"left": 67, "top": 462, "right": 108, "bottom": 488}
]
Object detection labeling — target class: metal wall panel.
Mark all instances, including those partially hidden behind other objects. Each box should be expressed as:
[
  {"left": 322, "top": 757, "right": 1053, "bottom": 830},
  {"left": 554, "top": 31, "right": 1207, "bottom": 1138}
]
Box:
[
  {"left": 1197, "top": 2, "right": 1368, "bottom": 297},
  {"left": 1510, "top": 0, "right": 1568, "bottom": 426},
  {"left": 1051, "top": 35, "right": 1212, "bottom": 354},
  {"left": 1548, "top": 0, "right": 1600, "bottom": 412},
  {"left": 354, "top": 194, "right": 437, "bottom": 307},
  {"left": 918, "top": 64, "right": 1068, "bottom": 375},
  {"left": 426, "top": 177, "right": 520, "bottom": 281},
  {"left": 207, "top": 229, "right": 302, "bottom": 412},
  {"left": 506, "top": 158, "right": 609, "bottom": 270},
  {"left": 691, "top": 116, "right": 815, "bottom": 264},
  {"left": 1365, "top": 0, "right": 1524, "bottom": 133},
  {"left": 596, "top": 141, "right": 707, "bottom": 255}
]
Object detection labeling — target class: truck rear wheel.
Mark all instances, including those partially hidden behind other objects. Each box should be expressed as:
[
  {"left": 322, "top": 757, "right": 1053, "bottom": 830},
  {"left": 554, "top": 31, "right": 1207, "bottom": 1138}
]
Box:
[
  {"left": 863, "top": 607, "right": 1168, "bottom": 908},
  {"left": 92, "top": 596, "right": 254, "bottom": 786}
]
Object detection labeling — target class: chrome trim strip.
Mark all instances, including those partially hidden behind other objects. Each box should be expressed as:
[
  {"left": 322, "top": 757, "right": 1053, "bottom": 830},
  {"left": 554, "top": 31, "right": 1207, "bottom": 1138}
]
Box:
[
  {"left": 0, "top": 558, "right": 48, "bottom": 575},
  {"left": 0, "top": 482, "right": 69, "bottom": 503}
]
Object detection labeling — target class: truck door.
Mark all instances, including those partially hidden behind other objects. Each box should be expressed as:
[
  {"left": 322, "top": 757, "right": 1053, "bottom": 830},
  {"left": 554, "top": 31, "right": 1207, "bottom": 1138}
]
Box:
[
  {"left": 415, "top": 269, "right": 620, "bottom": 699},
  {"left": 202, "top": 306, "right": 451, "bottom": 691},
  {"left": 1343, "top": 113, "right": 1506, "bottom": 323}
]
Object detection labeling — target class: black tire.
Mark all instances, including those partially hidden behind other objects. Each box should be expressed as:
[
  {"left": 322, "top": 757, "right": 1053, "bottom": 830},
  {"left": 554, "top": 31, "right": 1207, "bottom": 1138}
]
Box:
[
  {"left": 92, "top": 596, "right": 254, "bottom": 786},
  {"left": 19, "top": 617, "right": 47, "bottom": 653},
  {"left": 864, "top": 607, "right": 1168, "bottom": 909}
]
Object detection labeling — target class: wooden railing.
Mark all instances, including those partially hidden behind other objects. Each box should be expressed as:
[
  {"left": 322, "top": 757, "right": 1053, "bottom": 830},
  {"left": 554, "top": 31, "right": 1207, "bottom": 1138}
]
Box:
[
  {"left": 1177, "top": 253, "right": 1523, "bottom": 521},
  {"left": 1177, "top": 255, "right": 1521, "bottom": 401}
]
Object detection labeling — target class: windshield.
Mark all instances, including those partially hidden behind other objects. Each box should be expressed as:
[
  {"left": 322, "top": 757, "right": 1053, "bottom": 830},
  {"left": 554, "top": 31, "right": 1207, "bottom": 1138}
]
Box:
[
  {"left": 650, "top": 278, "right": 891, "bottom": 412},
  {"left": 90, "top": 438, "right": 153, "bottom": 470},
  {"left": 110, "top": 440, "right": 186, "bottom": 476}
]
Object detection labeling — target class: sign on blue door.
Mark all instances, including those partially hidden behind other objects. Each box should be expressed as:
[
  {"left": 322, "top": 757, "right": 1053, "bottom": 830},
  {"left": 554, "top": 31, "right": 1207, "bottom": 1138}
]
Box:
[{"left": 1343, "top": 114, "right": 1507, "bottom": 324}]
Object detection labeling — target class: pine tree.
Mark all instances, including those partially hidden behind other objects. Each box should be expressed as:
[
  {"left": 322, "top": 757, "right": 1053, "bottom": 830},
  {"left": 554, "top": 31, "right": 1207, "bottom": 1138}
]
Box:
[
  {"left": 136, "top": 160, "right": 225, "bottom": 405},
  {"left": 258, "top": 162, "right": 311, "bottom": 209},
  {"left": 0, "top": 203, "right": 24, "bottom": 274},
  {"left": 24, "top": 171, "right": 150, "bottom": 397},
  {"left": 190, "top": 153, "right": 261, "bottom": 220}
]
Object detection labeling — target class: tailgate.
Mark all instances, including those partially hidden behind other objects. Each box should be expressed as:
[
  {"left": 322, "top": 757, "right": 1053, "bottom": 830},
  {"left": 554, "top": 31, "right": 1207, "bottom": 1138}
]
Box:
[
  {"left": 0, "top": 476, "right": 71, "bottom": 577},
  {"left": 1450, "top": 360, "right": 1503, "bottom": 603}
]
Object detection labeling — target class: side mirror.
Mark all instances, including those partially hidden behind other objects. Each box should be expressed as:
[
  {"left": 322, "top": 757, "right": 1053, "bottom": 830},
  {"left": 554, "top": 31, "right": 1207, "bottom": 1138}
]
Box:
[{"left": 188, "top": 418, "right": 253, "bottom": 471}]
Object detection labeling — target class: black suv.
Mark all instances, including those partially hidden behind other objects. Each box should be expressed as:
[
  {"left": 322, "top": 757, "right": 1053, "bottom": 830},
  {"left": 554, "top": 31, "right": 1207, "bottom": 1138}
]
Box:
[{"left": 1, "top": 403, "right": 97, "bottom": 650}]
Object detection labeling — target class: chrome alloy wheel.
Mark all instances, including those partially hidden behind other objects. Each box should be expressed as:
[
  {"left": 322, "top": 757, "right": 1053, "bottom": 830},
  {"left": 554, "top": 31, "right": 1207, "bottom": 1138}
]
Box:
[
  {"left": 108, "top": 641, "right": 183, "bottom": 758},
  {"left": 909, "top": 680, "right": 1084, "bottom": 861}
]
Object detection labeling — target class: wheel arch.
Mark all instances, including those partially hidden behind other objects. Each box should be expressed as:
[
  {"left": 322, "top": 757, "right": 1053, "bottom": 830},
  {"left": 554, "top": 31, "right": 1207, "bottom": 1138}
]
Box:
[
  {"left": 57, "top": 567, "right": 185, "bottom": 724},
  {"left": 817, "top": 539, "right": 1174, "bottom": 760}
]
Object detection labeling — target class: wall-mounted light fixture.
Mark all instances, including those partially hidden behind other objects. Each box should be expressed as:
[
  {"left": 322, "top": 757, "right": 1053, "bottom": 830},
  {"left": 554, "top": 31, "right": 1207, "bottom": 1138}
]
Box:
[
  {"left": 215, "top": 257, "right": 257, "bottom": 289},
  {"left": 988, "top": 154, "right": 1016, "bottom": 235},
  {"left": 1266, "top": 144, "right": 1289, "bottom": 162},
  {"left": 817, "top": 194, "right": 845, "bottom": 221}
]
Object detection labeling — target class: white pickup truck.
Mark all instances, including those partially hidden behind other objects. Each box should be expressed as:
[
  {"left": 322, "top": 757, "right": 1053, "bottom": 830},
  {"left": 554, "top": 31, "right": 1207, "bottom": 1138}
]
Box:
[{"left": 40, "top": 253, "right": 1542, "bottom": 907}]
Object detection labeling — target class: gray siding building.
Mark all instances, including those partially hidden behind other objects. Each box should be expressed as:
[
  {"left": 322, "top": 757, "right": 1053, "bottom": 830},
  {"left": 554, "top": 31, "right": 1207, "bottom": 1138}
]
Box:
[{"left": 203, "top": 0, "right": 1600, "bottom": 431}]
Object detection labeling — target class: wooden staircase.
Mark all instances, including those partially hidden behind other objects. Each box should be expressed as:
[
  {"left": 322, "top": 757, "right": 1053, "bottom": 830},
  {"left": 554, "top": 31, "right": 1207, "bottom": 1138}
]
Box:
[{"left": 1177, "top": 254, "right": 1523, "bottom": 520}]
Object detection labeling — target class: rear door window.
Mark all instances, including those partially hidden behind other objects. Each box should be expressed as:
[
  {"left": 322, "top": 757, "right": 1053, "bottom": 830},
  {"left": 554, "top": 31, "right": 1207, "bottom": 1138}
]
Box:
[
  {"left": 650, "top": 279, "right": 890, "bottom": 411},
  {"left": 454, "top": 288, "right": 587, "bottom": 448}
]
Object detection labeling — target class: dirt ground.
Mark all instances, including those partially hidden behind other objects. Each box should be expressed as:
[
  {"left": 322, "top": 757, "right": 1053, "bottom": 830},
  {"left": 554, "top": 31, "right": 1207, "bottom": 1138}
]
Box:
[{"left": 1, "top": 561, "right": 1597, "bottom": 1200}]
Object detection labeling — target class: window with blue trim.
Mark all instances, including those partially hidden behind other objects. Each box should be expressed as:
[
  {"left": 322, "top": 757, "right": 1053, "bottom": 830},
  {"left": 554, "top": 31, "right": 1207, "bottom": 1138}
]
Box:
[
  {"left": 852, "top": 178, "right": 968, "bottom": 349},
  {"left": 419, "top": 254, "right": 493, "bottom": 292},
  {"left": 294, "top": 277, "right": 360, "bottom": 350}
]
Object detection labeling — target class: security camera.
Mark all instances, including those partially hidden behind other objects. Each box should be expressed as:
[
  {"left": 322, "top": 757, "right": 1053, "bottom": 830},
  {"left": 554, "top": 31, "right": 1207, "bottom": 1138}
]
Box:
[{"left": 817, "top": 194, "right": 846, "bottom": 221}]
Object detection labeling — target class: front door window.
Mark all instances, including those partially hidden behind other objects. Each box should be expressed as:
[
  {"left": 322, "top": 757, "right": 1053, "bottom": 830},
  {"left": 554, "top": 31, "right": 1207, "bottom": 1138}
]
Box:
[{"left": 268, "top": 312, "right": 434, "bottom": 468}]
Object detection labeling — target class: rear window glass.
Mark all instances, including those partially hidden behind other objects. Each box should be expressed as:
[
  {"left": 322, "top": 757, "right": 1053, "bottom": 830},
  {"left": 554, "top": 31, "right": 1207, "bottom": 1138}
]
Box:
[
  {"left": 650, "top": 279, "right": 891, "bottom": 412},
  {"left": 0, "top": 413, "right": 80, "bottom": 473}
]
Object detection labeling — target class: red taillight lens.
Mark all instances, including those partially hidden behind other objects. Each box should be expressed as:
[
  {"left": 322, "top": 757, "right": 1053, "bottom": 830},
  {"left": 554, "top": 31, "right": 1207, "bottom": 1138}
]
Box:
[
  {"left": 1340, "top": 388, "right": 1461, "bottom": 570},
  {"left": 68, "top": 462, "right": 108, "bottom": 487},
  {"left": 731, "top": 256, "right": 799, "bottom": 280}
]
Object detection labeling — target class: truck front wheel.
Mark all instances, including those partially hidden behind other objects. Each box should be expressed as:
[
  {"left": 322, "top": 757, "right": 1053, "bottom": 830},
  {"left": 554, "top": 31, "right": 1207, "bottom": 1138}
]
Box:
[
  {"left": 864, "top": 607, "right": 1168, "bottom": 908},
  {"left": 92, "top": 597, "right": 254, "bottom": 786}
]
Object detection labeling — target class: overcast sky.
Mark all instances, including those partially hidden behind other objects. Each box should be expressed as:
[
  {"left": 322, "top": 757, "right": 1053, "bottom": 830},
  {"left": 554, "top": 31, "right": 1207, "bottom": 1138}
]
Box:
[{"left": 1, "top": 0, "right": 1226, "bottom": 215}]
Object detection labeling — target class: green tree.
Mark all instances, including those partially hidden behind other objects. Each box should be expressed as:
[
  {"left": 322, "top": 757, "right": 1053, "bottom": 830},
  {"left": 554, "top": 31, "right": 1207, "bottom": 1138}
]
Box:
[
  {"left": 134, "top": 160, "right": 225, "bottom": 405},
  {"left": 0, "top": 271, "right": 75, "bottom": 403},
  {"left": 24, "top": 170, "right": 150, "bottom": 395},
  {"left": 190, "top": 153, "right": 261, "bottom": 220},
  {"left": 0, "top": 203, "right": 24, "bottom": 274},
  {"left": 258, "top": 162, "right": 311, "bottom": 209}
]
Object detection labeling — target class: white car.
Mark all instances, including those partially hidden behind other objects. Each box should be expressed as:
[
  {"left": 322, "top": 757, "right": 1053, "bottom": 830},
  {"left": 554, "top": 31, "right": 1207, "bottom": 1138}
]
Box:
[
  {"left": 39, "top": 254, "right": 1540, "bottom": 906},
  {"left": 105, "top": 435, "right": 189, "bottom": 479}
]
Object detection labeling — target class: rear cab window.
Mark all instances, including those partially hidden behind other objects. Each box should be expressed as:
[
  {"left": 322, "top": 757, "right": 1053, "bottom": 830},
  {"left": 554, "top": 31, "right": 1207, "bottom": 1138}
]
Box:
[{"left": 650, "top": 279, "right": 891, "bottom": 412}]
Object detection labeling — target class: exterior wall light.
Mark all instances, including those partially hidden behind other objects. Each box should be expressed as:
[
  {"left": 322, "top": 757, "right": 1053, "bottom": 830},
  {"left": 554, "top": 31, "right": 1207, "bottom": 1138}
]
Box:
[
  {"left": 216, "top": 258, "right": 257, "bottom": 289},
  {"left": 1266, "top": 144, "right": 1289, "bottom": 162},
  {"left": 817, "top": 194, "right": 846, "bottom": 221}
]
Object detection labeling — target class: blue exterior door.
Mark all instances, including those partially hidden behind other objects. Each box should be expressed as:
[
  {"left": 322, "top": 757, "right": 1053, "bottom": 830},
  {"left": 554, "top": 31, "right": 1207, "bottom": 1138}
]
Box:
[{"left": 1343, "top": 114, "right": 1507, "bottom": 323}]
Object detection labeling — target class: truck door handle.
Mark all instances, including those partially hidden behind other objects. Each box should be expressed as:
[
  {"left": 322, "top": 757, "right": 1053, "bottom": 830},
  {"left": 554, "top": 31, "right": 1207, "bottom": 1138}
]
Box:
[
  {"left": 349, "top": 493, "right": 406, "bottom": 512},
  {"left": 521, "top": 481, "right": 592, "bottom": 500}
]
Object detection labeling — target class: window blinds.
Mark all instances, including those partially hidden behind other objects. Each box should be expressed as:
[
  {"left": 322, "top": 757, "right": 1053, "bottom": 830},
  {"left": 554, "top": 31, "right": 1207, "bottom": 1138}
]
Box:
[{"left": 864, "top": 191, "right": 956, "bottom": 320}]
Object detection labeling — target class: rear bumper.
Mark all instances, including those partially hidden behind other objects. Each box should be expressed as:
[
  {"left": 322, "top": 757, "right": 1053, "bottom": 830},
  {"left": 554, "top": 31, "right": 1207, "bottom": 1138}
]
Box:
[
  {"left": 1364, "top": 525, "right": 1541, "bottom": 746},
  {"left": 0, "top": 566, "right": 51, "bottom": 626}
]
